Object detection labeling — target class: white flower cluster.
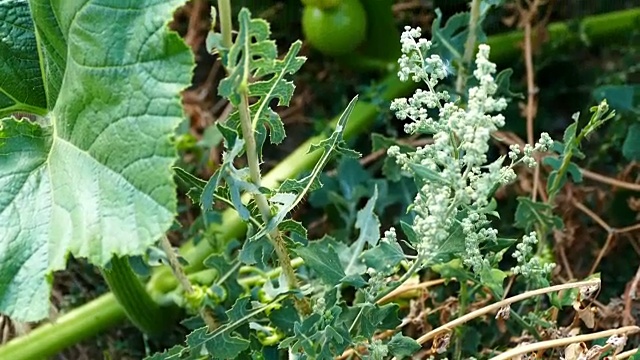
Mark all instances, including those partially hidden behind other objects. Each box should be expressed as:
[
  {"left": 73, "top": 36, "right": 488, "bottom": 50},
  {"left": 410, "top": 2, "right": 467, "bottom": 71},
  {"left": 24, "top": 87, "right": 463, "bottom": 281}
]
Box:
[
  {"left": 389, "top": 27, "right": 553, "bottom": 274},
  {"left": 383, "top": 227, "right": 397, "bottom": 242},
  {"left": 511, "top": 232, "right": 555, "bottom": 278},
  {"left": 508, "top": 133, "right": 553, "bottom": 168}
]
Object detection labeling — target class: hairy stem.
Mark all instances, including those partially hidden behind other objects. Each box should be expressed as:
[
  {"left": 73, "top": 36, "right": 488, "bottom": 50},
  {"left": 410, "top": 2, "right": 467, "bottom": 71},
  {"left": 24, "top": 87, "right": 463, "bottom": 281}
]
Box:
[
  {"left": 238, "top": 93, "right": 303, "bottom": 307},
  {"left": 160, "top": 236, "right": 217, "bottom": 330}
]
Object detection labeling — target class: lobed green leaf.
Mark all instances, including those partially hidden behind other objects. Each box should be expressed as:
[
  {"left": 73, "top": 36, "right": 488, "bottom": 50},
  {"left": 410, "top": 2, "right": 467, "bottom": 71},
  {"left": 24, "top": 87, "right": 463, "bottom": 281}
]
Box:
[
  {"left": 0, "top": 0, "right": 194, "bottom": 321},
  {"left": 0, "top": 0, "right": 47, "bottom": 116}
]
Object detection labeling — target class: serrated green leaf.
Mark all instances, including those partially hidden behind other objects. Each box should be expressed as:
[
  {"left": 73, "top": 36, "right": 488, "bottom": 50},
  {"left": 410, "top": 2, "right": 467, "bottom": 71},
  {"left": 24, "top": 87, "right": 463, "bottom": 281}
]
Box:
[
  {"left": 150, "top": 296, "right": 282, "bottom": 360},
  {"left": 387, "top": 333, "right": 421, "bottom": 359},
  {"left": 295, "top": 238, "right": 346, "bottom": 287},
  {"left": 436, "top": 212, "right": 466, "bottom": 256},
  {"left": 219, "top": 8, "right": 305, "bottom": 159},
  {"left": 430, "top": 9, "right": 469, "bottom": 62},
  {"left": 361, "top": 239, "right": 405, "bottom": 276},
  {"left": 355, "top": 303, "right": 400, "bottom": 339},
  {"left": 344, "top": 187, "right": 380, "bottom": 276},
  {"left": 0, "top": 0, "right": 193, "bottom": 322},
  {"left": 203, "top": 254, "right": 242, "bottom": 301},
  {"left": 145, "top": 344, "right": 188, "bottom": 360},
  {"left": 562, "top": 120, "right": 579, "bottom": 149},
  {"left": 340, "top": 274, "right": 367, "bottom": 288},
  {"left": 268, "top": 299, "right": 299, "bottom": 336},
  {"left": 542, "top": 156, "right": 562, "bottom": 170},
  {"left": 0, "top": 0, "right": 47, "bottom": 116},
  {"left": 336, "top": 158, "right": 372, "bottom": 201},
  {"left": 246, "top": 96, "right": 360, "bottom": 245},
  {"left": 239, "top": 225, "right": 274, "bottom": 266},
  {"left": 481, "top": 237, "right": 517, "bottom": 253},
  {"left": 216, "top": 122, "right": 239, "bottom": 149},
  {"left": 281, "top": 299, "right": 351, "bottom": 360},
  {"left": 400, "top": 220, "right": 418, "bottom": 245},
  {"left": 307, "top": 96, "right": 361, "bottom": 159},
  {"left": 174, "top": 166, "right": 206, "bottom": 203},
  {"left": 432, "top": 258, "right": 469, "bottom": 281},
  {"left": 495, "top": 68, "right": 522, "bottom": 99},
  {"left": 192, "top": 326, "right": 250, "bottom": 360},
  {"left": 278, "top": 175, "right": 322, "bottom": 195},
  {"left": 278, "top": 219, "right": 308, "bottom": 246}
]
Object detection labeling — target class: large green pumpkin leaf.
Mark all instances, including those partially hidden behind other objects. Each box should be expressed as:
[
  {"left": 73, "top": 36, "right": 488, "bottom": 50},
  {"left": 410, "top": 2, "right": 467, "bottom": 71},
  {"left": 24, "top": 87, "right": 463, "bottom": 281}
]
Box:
[
  {"left": 0, "top": 0, "right": 47, "bottom": 116},
  {"left": 0, "top": 0, "right": 194, "bottom": 322}
]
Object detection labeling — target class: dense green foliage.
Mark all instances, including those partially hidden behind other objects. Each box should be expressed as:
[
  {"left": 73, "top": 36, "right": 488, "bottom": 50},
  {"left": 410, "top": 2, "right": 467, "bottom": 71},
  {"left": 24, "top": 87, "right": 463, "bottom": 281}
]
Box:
[{"left": 1, "top": 0, "right": 640, "bottom": 359}]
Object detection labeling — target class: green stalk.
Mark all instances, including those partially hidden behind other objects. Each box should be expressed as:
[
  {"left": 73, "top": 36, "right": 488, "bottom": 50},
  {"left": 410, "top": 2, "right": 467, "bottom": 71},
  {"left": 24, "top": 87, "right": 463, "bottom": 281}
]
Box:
[
  {"left": 217, "top": 0, "right": 232, "bottom": 48},
  {"left": 455, "top": 0, "right": 481, "bottom": 94},
  {"left": 454, "top": 281, "right": 469, "bottom": 360},
  {"left": 0, "top": 294, "right": 125, "bottom": 360},
  {"left": 220, "top": 0, "right": 303, "bottom": 309},
  {"left": 238, "top": 90, "right": 304, "bottom": 309},
  {"left": 2, "top": 9, "right": 639, "bottom": 360},
  {"left": 359, "top": 0, "right": 400, "bottom": 62},
  {"left": 483, "top": 7, "right": 640, "bottom": 65},
  {"left": 102, "top": 257, "right": 176, "bottom": 335}
]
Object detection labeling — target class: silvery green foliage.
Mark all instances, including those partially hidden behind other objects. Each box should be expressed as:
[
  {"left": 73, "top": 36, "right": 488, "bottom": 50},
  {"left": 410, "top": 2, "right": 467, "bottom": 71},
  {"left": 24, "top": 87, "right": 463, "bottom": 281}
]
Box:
[{"left": 389, "top": 27, "right": 553, "bottom": 275}]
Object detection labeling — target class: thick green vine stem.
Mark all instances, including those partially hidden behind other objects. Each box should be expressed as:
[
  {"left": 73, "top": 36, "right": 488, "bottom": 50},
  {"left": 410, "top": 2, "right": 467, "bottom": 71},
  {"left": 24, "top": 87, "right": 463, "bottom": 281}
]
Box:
[
  {"left": 0, "top": 294, "right": 126, "bottom": 360},
  {"left": 102, "top": 256, "right": 177, "bottom": 335},
  {"left": 359, "top": 0, "right": 400, "bottom": 62}
]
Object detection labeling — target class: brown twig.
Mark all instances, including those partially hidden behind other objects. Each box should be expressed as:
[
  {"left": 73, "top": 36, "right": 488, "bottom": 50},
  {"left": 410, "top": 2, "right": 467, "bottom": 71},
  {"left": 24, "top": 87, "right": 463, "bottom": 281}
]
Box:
[
  {"left": 519, "top": 0, "right": 542, "bottom": 201},
  {"left": 489, "top": 325, "right": 640, "bottom": 360},
  {"left": 573, "top": 199, "right": 611, "bottom": 231},
  {"left": 571, "top": 198, "right": 640, "bottom": 274},
  {"left": 617, "top": 347, "right": 639, "bottom": 359},
  {"left": 581, "top": 168, "right": 640, "bottom": 192},
  {"left": 160, "top": 236, "right": 218, "bottom": 330},
  {"left": 414, "top": 279, "right": 600, "bottom": 347},
  {"left": 184, "top": 0, "right": 208, "bottom": 51},
  {"left": 557, "top": 244, "right": 575, "bottom": 280},
  {"left": 377, "top": 279, "right": 446, "bottom": 305},
  {"left": 624, "top": 265, "right": 640, "bottom": 326}
]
